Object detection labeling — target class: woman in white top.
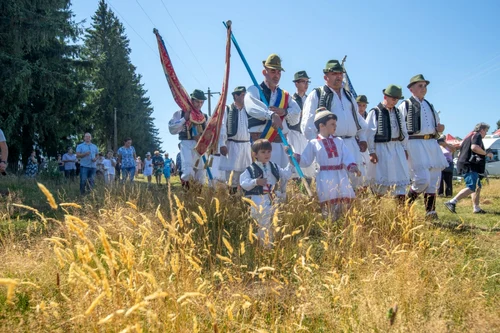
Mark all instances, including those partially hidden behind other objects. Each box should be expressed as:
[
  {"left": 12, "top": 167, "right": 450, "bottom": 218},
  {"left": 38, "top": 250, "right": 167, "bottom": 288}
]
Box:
[{"left": 142, "top": 152, "right": 154, "bottom": 183}]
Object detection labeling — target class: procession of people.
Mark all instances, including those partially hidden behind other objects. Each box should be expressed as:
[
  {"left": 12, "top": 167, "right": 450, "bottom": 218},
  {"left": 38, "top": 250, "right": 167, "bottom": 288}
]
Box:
[{"left": 163, "top": 51, "right": 495, "bottom": 242}]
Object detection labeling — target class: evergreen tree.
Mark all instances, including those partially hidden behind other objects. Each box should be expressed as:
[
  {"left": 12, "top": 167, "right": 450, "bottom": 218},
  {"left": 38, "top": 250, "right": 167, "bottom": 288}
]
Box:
[
  {"left": 0, "top": 0, "right": 86, "bottom": 168},
  {"left": 82, "top": 0, "right": 161, "bottom": 155}
]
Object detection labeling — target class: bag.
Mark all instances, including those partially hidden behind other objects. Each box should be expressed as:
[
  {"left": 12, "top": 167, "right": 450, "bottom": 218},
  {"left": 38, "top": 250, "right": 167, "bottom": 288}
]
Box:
[{"left": 468, "top": 153, "right": 483, "bottom": 165}]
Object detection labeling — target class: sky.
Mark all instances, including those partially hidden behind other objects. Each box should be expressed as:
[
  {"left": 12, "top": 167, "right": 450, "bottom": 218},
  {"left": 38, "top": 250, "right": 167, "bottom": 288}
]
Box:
[{"left": 71, "top": 0, "right": 500, "bottom": 156}]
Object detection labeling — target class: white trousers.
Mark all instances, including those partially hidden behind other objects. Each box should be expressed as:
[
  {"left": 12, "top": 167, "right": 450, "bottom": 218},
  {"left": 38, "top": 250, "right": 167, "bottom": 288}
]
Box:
[{"left": 410, "top": 167, "right": 441, "bottom": 194}]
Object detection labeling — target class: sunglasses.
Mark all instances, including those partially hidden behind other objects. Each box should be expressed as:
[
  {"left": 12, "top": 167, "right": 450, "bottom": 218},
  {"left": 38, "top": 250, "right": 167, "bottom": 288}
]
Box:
[{"left": 296, "top": 80, "right": 311, "bottom": 84}]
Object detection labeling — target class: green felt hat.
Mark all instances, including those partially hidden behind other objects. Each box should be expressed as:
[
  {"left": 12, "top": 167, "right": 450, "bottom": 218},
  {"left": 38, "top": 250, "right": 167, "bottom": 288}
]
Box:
[
  {"left": 356, "top": 95, "right": 369, "bottom": 104},
  {"left": 232, "top": 86, "right": 246, "bottom": 95},
  {"left": 190, "top": 89, "right": 207, "bottom": 101},
  {"left": 293, "top": 70, "right": 310, "bottom": 82},
  {"left": 262, "top": 54, "right": 285, "bottom": 71},
  {"left": 407, "top": 74, "right": 430, "bottom": 89},
  {"left": 382, "top": 84, "right": 404, "bottom": 100},
  {"left": 323, "top": 60, "right": 343, "bottom": 73}
]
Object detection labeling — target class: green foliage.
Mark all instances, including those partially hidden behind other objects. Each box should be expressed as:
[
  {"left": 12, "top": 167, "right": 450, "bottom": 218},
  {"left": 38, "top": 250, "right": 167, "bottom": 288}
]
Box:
[
  {"left": 81, "top": 0, "right": 162, "bottom": 154},
  {"left": 0, "top": 0, "right": 87, "bottom": 167}
]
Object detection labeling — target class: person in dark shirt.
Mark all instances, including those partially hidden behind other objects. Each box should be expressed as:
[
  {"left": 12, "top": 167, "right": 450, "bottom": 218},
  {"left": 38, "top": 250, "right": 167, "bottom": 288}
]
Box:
[{"left": 444, "top": 123, "right": 493, "bottom": 214}]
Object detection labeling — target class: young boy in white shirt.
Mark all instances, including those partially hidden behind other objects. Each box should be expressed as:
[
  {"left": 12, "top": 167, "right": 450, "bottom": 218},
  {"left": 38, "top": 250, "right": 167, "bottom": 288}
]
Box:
[{"left": 240, "top": 139, "right": 292, "bottom": 245}]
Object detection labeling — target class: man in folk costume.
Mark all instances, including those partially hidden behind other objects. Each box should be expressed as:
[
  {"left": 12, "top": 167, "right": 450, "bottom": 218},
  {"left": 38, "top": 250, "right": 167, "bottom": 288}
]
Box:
[
  {"left": 301, "top": 60, "right": 368, "bottom": 189},
  {"left": 244, "top": 54, "right": 301, "bottom": 191},
  {"left": 288, "top": 70, "right": 315, "bottom": 181},
  {"left": 218, "top": 86, "right": 253, "bottom": 193},
  {"left": 168, "top": 89, "right": 208, "bottom": 184},
  {"left": 366, "top": 85, "right": 410, "bottom": 202},
  {"left": 398, "top": 74, "right": 448, "bottom": 219},
  {"left": 356, "top": 95, "right": 369, "bottom": 119},
  {"left": 356, "top": 94, "right": 370, "bottom": 188}
]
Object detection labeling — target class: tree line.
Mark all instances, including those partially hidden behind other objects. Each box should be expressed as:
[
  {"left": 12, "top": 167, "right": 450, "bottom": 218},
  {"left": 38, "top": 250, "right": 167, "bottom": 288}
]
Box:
[{"left": 0, "top": 0, "right": 161, "bottom": 169}]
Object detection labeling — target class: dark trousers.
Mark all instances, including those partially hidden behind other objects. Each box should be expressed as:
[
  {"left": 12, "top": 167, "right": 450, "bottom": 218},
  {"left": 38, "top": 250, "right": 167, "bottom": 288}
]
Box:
[{"left": 438, "top": 171, "right": 453, "bottom": 197}]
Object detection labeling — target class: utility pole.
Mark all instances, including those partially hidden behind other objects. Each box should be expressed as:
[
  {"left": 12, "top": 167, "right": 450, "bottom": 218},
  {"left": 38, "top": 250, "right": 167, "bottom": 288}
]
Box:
[
  {"left": 204, "top": 87, "right": 220, "bottom": 116},
  {"left": 114, "top": 107, "right": 118, "bottom": 152}
]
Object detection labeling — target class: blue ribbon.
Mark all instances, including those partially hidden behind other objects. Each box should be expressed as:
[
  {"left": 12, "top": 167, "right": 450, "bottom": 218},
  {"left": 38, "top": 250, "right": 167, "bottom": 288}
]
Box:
[{"left": 223, "top": 21, "right": 305, "bottom": 179}]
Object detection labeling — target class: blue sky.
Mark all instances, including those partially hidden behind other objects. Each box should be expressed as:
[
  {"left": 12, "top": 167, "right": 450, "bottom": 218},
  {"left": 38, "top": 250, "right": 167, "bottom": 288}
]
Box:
[{"left": 71, "top": 0, "right": 500, "bottom": 156}]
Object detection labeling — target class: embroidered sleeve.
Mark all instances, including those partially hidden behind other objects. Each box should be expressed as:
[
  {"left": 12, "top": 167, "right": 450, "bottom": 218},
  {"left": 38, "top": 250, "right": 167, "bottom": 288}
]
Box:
[
  {"left": 244, "top": 85, "right": 273, "bottom": 120},
  {"left": 168, "top": 110, "right": 186, "bottom": 134}
]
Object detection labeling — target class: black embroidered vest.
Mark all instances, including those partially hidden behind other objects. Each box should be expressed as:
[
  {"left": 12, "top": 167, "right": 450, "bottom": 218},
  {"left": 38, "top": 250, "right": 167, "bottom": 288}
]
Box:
[
  {"left": 178, "top": 112, "right": 207, "bottom": 140},
  {"left": 315, "top": 86, "right": 361, "bottom": 130},
  {"left": 288, "top": 92, "right": 304, "bottom": 132},
  {"left": 247, "top": 82, "right": 271, "bottom": 129},
  {"left": 372, "top": 104, "right": 405, "bottom": 143},
  {"left": 404, "top": 96, "right": 438, "bottom": 136},
  {"left": 226, "top": 103, "right": 240, "bottom": 138},
  {"left": 243, "top": 161, "right": 280, "bottom": 196}
]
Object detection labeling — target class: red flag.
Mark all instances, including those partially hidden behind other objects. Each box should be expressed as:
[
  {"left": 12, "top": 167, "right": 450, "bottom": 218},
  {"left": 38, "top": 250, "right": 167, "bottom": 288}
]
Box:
[
  {"left": 153, "top": 29, "right": 205, "bottom": 126},
  {"left": 195, "top": 23, "right": 232, "bottom": 156}
]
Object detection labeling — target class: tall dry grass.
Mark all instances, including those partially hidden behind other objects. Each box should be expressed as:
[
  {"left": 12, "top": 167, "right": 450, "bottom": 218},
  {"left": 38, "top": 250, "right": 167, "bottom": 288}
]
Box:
[{"left": 0, "top": 181, "right": 499, "bottom": 332}]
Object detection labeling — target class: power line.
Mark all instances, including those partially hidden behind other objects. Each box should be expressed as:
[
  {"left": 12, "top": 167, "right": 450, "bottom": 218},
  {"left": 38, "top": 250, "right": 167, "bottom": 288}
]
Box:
[
  {"left": 128, "top": 0, "right": 205, "bottom": 87},
  {"left": 158, "top": 0, "right": 214, "bottom": 87},
  {"left": 106, "top": 0, "right": 158, "bottom": 57},
  {"left": 134, "top": 0, "right": 156, "bottom": 27}
]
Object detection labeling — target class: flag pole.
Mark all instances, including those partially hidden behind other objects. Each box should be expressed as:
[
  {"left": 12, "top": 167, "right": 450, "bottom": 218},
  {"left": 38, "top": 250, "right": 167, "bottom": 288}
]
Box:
[{"left": 223, "top": 21, "right": 313, "bottom": 197}]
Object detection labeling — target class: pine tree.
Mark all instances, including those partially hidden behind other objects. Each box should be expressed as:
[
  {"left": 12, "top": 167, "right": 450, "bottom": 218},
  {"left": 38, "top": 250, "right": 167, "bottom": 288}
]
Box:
[
  {"left": 0, "top": 0, "right": 86, "bottom": 168},
  {"left": 82, "top": 0, "right": 161, "bottom": 154}
]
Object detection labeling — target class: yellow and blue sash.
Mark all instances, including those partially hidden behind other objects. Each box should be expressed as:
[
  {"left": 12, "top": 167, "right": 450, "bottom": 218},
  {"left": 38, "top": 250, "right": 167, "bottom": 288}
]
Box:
[{"left": 260, "top": 88, "right": 289, "bottom": 142}]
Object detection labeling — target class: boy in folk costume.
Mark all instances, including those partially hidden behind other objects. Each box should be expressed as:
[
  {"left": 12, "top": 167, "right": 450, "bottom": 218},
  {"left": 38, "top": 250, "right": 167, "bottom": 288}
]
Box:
[
  {"left": 168, "top": 89, "right": 208, "bottom": 185},
  {"left": 301, "top": 60, "right": 368, "bottom": 191},
  {"left": 291, "top": 109, "right": 360, "bottom": 221},
  {"left": 366, "top": 85, "right": 410, "bottom": 201},
  {"left": 240, "top": 139, "right": 292, "bottom": 245}
]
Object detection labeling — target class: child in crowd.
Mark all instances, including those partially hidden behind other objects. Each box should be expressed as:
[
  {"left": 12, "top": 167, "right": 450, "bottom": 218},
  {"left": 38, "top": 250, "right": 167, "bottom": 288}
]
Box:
[
  {"left": 102, "top": 150, "right": 116, "bottom": 185},
  {"left": 143, "top": 152, "right": 154, "bottom": 183},
  {"left": 240, "top": 139, "right": 292, "bottom": 245},
  {"left": 291, "top": 109, "right": 360, "bottom": 221}
]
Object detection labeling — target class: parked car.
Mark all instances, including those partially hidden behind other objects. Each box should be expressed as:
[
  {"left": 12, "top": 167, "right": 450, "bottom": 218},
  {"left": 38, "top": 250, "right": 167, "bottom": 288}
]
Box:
[{"left": 484, "top": 135, "right": 500, "bottom": 176}]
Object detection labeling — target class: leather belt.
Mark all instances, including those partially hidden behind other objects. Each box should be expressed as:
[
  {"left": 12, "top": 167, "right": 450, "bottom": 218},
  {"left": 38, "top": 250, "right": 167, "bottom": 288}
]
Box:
[
  {"left": 228, "top": 138, "right": 250, "bottom": 143},
  {"left": 409, "top": 134, "right": 435, "bottom": 140},
  {"left": 391, "top": 138, "right": 402, "bottom": 142},
  {"left": 320, "top": 165, "right": 343, "bottom": 171},
  {"left": 250, "top": 132, "right": 283, "bottom": 143},
  {"left": 338, "top": 136, "right": 352, "bottom": 139}
]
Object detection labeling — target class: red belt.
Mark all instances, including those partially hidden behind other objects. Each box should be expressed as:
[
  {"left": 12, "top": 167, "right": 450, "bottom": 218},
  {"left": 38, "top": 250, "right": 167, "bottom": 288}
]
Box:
[{"left": 320, "top": 165, "right": 343, "bottom": 171}]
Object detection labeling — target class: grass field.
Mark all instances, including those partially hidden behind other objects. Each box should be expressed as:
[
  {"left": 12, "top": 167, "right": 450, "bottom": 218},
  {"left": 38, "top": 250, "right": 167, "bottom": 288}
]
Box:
[{"left": 0, "top": 174, "right": 499, "bottom": 332}]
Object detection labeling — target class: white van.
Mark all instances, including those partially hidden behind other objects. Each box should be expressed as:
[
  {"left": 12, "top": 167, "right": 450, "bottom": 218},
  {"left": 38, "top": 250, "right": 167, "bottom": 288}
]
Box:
[{"left": 484, "top": 135, "right": 500, "bottom": 176}]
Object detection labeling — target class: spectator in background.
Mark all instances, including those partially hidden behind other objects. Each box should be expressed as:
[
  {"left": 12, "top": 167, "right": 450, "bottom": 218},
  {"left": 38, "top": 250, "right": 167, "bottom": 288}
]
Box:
[
  {"left": 25, "top": 150, "right": 39, "bottom": 178},
  {"left": 102, "top": 150, "right": 117, "bottom": 185},
  {"left": 444, "top": 123, "right": 493, "bottom": 214},
  {"left": 143, "top": 152, "right": 153, "bottom": 183},
  {"left": 57, "top": 154, "right": 65, "bottom": 174},
  {"left": 117, "top": 138, "right": 137, "bottom": 183},
  {"left": 135, "top": 156, "right": 143, "bottom": 176},
  {"left": 76, "top": 132, "right": 99, "bottom": 195},
  {"left": 114, "top": 153, "right": 121, "bottom": 182},
  {"left": 0, "top": 128, "right": 8, "bottom": 174},
  {"left": 96, "top": 152, "right": 105, "bottom": 181},
  {"left": 437, "top": 135, "right": 455, "bottom": 197},
  {"left": 62, "top": 147, "right": 77, "bottom": 181},
  {"left": 163, "top": 153, "right": 175, "bottom": 185},
  {"left": 152, "top": 151, "right": 164, "bottom": 185}
]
